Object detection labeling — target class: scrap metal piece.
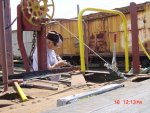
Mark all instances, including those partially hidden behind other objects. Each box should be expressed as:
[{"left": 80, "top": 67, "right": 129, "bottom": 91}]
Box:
[
  {"left": 57, "top": 84, "right": 124, "bottom": 106},
  {"left": 104, "top": 63, "right": 128, "bottom": 80},
  {"left": 0, "top": 67, "right": 80, "bottom": 81},
  {"left": 20, "top": 83, "right": 58, "bottom": 90}
]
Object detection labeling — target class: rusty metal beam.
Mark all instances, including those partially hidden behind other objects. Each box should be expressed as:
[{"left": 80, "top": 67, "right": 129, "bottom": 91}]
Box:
[
  {"left": 0, "top": 0, "right": 8, "bottom": 91},
  {"left": 4, "top": 0, "right": 13, "bottom": 75},
  {"left": 83, "top": 21, "right": 89, "bottom": 70},
  {"left": 129, "top": 2, "right": 140, "bottom": 74},
  {"left": 37, "top": 26, "right": 47, "bottom": 70},
  {"left": 17, "top": 5, "right": 31, "bottom": 72}
]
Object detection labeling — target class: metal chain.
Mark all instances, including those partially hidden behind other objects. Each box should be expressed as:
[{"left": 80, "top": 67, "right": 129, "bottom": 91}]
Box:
[{"left": 29, "top": 31, "right": 36, "bottom": 61}]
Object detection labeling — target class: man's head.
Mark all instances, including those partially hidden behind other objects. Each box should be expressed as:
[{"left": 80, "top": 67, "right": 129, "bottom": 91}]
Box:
[{"left": 46, "top": 31, "right": 63, "bottom": 49}]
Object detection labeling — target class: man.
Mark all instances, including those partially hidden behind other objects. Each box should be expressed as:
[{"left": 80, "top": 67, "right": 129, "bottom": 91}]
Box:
[{"left": 32, "top": 31, "right": 67, "bottom": 80}]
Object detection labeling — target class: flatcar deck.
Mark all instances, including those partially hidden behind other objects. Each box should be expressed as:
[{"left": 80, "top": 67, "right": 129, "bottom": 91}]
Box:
[{"left": 44, "top": 78, "right": 150, "bottom": 113}]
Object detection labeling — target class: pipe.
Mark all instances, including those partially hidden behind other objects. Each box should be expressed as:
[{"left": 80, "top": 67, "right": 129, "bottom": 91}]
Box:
[
  {"left": 14, "top": 82, "right": 28, "bottom": 102},
  {"left": 78, "top": 8, "right": 129, "bottom": 73}
]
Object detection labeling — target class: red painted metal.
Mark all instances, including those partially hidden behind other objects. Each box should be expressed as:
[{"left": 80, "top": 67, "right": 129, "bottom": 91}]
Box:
[
  {"left": 37, "top": 26, "right": 47, "bottom": 70},
  {"left": 17, "top": 5, "right": 31, "bottom": 72},
  {"left": 17, "top": 2, "right": 47, "bottom": 71},
  {"left": 0, "top": 0, "right": 8, "bottom": 91},
  {"left": 4, "top": 0, "right": 13, "bottom": 75},
  {"left": 129, "top": 2, "right": 140, "bottom": 74}
]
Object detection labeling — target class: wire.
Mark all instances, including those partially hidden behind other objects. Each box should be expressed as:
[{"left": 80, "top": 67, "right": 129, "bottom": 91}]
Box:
[
  {"left": 52, "top": 19, "right": 109, "bottom": 64},
  {"left": 5, "top": 17, "right": 17, "bottom": 29},
  {"left": 49, "top": 19, "right": 128, "bottom": 79}
]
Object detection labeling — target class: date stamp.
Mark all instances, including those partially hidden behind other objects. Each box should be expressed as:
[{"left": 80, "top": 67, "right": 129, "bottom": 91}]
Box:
[{"left": 114, "top": 99, "right": 143, "bottom": 105}]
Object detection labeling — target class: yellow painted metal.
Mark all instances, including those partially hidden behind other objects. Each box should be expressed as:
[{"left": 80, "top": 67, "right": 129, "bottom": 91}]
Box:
[
  {"left": 21, "top": 0, "right": 55, "bottom": 26},
  {"left": 78, "top": 8, "right": 129, "bottom": 72},
  {"left": 14, "top": 82, "right": 28, "bottom": 102},
  {"left": 139, "top": 38, "right": 150, "bottom": 59}
]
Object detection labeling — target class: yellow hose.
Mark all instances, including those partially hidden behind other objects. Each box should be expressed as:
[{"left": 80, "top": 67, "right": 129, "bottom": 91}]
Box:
[
  {"left": 14, "top": 82, "right": 28, "bottom": 102},
  {"left": 139, "top": 38, "right": 150, "bottom": 60}
]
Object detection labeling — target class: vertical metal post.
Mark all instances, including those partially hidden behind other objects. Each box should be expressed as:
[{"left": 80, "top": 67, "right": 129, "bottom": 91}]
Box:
[
  {"left": 83, "top": 22, "right": 89, "bottom": 70},
  {"left": 77, "top": 4, "right": 80, "bottom": 16},
  {"left": 0, "top": 0, "right": 8, "bottom": 91},
  {"left": 129, "top": 2, "right": 140, "bottom": 74},
  {"left": 4, "top": 0, "right": 13, "bottom": 74},
  {"left": 37, "top": 26, "right": 47, "bottom": 70}
]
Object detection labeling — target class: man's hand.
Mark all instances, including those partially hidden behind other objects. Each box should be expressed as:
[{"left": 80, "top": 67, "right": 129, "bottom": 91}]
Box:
[
  {"left": 57, "top": 60, "right": 68, "bottom": 66},
  {"left": 48, "top": 60, "right": 68, "bottom": 69}
]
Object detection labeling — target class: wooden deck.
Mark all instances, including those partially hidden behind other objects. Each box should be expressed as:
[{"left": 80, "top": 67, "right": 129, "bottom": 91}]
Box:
[{"left": 43, "top": 79, "right": 150, "bottom": 113}]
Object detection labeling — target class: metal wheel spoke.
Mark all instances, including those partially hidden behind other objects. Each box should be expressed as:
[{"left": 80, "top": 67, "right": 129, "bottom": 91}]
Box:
[
  {"left": 27, "top": 6, "right": 32, "bottom": 9},
  {"left": 46, "top": 13, "right": 51, "bottom": 18},
  {"left": 39, "top": 9, "right": 45, "bottom": 13},
  {"left": 35, "top": 11, "right": 41, "bottom": 17},
  {"left": 47, "top": 4, "right": 53, "bottom": 7},
  {"left": 21, "top": 0, "right": 54, "bottom": 26},
  {"left": 28, "top": 15, "right": 33, "bottom": 22}
]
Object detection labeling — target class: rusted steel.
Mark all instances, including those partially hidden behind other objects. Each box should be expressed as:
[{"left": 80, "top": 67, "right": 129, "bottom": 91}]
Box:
[
  {"left": 129, "top": 2, "right": 140, "bottom": 74},
  {"left": 8, "top": 79, "right": 23, "bottom": 86},
  {"left": 88, "top": 34, "right": 96, "bottom": 54},
  {"left": 17, "top": 5, "right": 31, "bottom": 72},
  {"left": 83, "top": 22, "right": 89, "bottom": 70},
  {"left": 96, "top": 32, "right": 107, "bottom": 53},
  {"left": 4, "top": 0, "right": 13, "bottom": 75},
  {"left": 0, "top": 0, "right": 8, "bottom": 91},
  {"left": 82, "top": 2, "right": 145, "bottom": 21},
  {"left": 37, "top": 26, "right": 47, "bottom": 70}
]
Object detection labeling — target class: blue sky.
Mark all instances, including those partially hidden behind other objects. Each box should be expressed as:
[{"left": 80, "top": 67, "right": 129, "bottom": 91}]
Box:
[{"left": 10, "top": 0, "right": 147, "bottom": 30}]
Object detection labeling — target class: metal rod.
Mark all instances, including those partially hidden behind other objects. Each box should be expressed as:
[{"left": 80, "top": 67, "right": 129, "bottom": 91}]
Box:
[{"left": 0, "top": 0, "right": 9, "bottom": 91}]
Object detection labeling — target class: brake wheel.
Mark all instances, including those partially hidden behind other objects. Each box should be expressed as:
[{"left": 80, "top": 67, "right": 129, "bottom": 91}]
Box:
[{"left": 21, "top": 0, "right": 55, "bottom": 26}]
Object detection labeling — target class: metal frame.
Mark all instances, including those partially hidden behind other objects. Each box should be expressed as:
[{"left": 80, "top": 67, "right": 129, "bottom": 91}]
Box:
[
  {"left": 78, "top": 8, "right": 129, "bottom": 73},
  {"left": 17, "top": 3, "right": 47, "bottom": 72}
]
